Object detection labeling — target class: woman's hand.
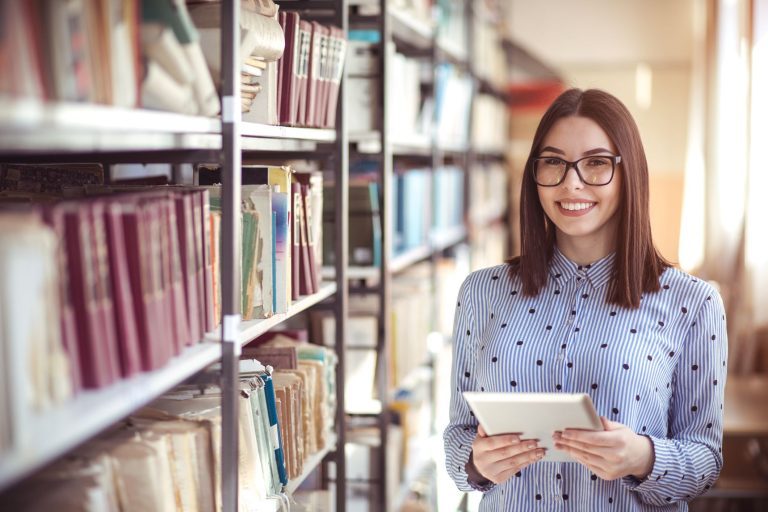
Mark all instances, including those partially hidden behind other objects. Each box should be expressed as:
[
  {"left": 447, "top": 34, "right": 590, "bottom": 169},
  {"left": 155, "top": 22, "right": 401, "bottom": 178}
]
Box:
[
  {"left": 552, "top": 417, "right": 655, "bottom": 481},
  {"left": 470, "top": 424, "right": 546, "bottom": 484}
]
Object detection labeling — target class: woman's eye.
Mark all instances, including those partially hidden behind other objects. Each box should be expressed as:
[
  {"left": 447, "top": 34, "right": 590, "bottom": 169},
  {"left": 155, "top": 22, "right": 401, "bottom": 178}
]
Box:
[
  {"left": 587, "top": 158, "right": 610, "bottom": 167},
  {"left": 544, "top": 158, "right": 563, "bottom": 166}
]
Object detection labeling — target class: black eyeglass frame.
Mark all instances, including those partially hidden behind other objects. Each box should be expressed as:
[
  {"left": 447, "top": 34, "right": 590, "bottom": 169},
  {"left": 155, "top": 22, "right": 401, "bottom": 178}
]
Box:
[{"left": 532, "top": 155, "right": 622, "bottom": 187}]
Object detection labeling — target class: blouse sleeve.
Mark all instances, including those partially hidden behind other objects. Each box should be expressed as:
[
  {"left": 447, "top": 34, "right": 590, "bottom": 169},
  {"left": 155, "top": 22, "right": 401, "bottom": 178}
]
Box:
[
  {"left": 621, "top": 288, "right": 728, "bottom": 505},
  {"left": 443, "top": 274, "right": 495, "bottom": 493}
]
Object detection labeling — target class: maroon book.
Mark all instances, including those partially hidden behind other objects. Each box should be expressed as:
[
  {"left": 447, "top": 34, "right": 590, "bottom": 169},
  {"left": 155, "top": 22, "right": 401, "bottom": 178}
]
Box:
[
  {"left": 291, "top": 181, "right": 302, "bottom": 299},
  {"left": 279, "top": 12, "right": 300, "bottom": 126},
  {"left": 122, "top": 198, "right": 170, "bottom": 371},
  {"left": 40, "top": 204, "right": 82, "bottom": 392},
  {"left": 174, "top": 192, "right": 201, "bottom": 344},
  {"left": 296, "top": 20, "right": 312, "bottom": 126},
  {"left": 161, "top": 195, "right": 191, "bottom": 354},
  {"left": 197, "top": 188, "right": 215, "bottom": 331},
  {"left": 101, "top": 199, "right": 142, "bottom": 378},
  {"left": 62, "top": 202, "right": 120, "bottom": 388}
]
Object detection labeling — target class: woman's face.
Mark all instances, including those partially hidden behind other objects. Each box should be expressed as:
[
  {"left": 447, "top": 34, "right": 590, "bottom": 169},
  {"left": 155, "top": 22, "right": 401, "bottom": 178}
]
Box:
[{"left": 536, "top": 116, "right": 623, "bottom": 251}]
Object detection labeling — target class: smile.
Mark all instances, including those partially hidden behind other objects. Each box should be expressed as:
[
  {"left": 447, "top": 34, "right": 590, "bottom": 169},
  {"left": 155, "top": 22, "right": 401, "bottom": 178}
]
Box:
[{"left": 558, "top": 201, "right": 596, "bottom": 211}]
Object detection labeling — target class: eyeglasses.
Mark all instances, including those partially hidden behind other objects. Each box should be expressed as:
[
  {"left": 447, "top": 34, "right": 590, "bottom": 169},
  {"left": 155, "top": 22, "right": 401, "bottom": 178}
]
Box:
[{"left": 532, "top": 155, "right": 621, "bottom": 187}]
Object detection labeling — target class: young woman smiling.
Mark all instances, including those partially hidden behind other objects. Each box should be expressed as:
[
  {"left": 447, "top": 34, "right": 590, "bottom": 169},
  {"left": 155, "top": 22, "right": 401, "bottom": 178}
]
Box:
[{"left": 444, "top": 89, "right": 728, "bottom": 511}]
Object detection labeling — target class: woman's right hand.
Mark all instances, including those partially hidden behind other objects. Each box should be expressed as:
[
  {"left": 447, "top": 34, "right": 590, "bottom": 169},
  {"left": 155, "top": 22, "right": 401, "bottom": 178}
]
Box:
[{"left": 470, "top": 424, "right": 546, "bottom": 484}]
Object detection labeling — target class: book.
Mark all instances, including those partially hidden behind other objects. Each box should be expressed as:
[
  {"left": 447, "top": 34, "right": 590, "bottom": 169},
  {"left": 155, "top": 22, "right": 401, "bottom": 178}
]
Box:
[
  {"left": 0, "top": 0, "right": 46, "bottom": 100},
  {"left": 294, "top": 171, "right": 322, "bottom": 292},
  {"left": 190, "top": 0, "right": 285, "bottom": 84},
  {"left": 101, "top": 200, "right": 143, "bottom": 378},
  {"left": 243, "top": 185, "right": 275, "bottom": 318},
  {"left": 0, "top": 213, "right": 71, "bottom": 454},
  {"left": 141, "top": 0, "right": 220, "bottom": 116},
  {"left": 324, "top": 26, "right": 347, "bottom": 128}
]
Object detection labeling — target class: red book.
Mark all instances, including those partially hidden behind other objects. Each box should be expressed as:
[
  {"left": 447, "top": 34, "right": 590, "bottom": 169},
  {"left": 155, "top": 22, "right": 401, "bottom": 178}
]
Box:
[
  {"left": 101, "top": 199, "right": 142, "bottom": 378},
  {"left": 62, "top": 202, "right": 120, "bottom": 388},
  {"left": 162, "top": 195, "right": 191, "bottom": 353},
  {"left": 294, "top": 172, "right": 321, "bottom": 292},
  {"left": 325, "top": 26, "right": 346, "bottom": 128},
  {"left": 305, "top": 22, "right": 323, "bottom": 127},
  {"left": 316, "top": 24, "right": 331, "bottom": 128},
  {"left": 174, "top": 192, "right": 202, "bottom": 344},
  {"left": 279, "top": 12, "right": 300, "bottom": 126},
  {"left": 122, "top": 198, "right": 170, "bottom": 370},
  {"left": 41, "top": 204, "right": 82, "bottom": 392},
  {"left": 300, "top": 183, "right": 317, "bottom": 294},
  {"left": 277, "top": 10, "right": 287, "bottom": 123},
  {"left": 198, "top": 189, "right": 215, "bottom": 331},
  {"left": 291, "top": 181, "right": 302, "bottom": 300},
  {"left": 296, "top": 20, "right": 312, "bottom": 126}
]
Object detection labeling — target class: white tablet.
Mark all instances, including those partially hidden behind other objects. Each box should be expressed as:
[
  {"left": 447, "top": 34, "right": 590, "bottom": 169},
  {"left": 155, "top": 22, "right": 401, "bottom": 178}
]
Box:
[{"left": 462, "top": 392, "right": 603, "bottom": 462}]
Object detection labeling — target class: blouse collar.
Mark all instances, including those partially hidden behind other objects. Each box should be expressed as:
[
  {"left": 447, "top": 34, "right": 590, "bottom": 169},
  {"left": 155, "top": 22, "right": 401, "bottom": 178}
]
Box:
[{"left": 550, "top": 246, "right": 616, "bottom": 289}]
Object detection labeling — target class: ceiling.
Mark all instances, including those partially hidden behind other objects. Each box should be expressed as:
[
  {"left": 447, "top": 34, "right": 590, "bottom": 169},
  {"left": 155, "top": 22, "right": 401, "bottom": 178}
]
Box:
[{"left": 504, "top": 0, "right": 695, "bottom": 76}]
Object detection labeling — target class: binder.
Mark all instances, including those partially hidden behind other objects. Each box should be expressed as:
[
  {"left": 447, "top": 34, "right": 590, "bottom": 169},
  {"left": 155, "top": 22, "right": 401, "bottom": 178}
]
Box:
[{"left": 261, "top": 372, "right": 288, "bottom": 486}]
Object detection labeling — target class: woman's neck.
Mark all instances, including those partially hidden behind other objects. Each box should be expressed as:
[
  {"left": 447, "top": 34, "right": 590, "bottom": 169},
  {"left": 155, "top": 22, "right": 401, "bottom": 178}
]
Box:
[{"left": 556, "top": 233, "right": 616, "bottom": 266}]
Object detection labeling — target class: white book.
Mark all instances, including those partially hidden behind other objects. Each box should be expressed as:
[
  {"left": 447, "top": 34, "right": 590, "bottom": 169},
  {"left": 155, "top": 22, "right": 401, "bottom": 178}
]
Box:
[
  {"left": 141, "top": 59, "right": 198, "bottom": 115},
  {"left": 0, "top": 215, "right": 68, "bottom": 454},
  {"left": 243, "top": 60, "right": 278, "bottom": 125}
]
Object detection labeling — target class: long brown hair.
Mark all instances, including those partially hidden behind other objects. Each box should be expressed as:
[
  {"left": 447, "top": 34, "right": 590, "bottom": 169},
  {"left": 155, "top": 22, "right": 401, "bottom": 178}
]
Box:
[{"left": 510, "top": 88, "right": 670, "bottom": 309}]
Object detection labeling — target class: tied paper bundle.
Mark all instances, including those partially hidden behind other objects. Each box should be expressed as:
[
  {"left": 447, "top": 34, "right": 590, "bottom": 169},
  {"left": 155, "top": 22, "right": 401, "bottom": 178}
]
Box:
[{"left": 190, "top": 0, "right": 285, "bottom": 113}]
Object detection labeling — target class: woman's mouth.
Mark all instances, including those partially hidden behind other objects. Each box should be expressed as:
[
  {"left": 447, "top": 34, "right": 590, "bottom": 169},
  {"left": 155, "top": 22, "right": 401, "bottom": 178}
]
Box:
[{"left": 557, "top": 201, "right": 596, "bottom": 217}]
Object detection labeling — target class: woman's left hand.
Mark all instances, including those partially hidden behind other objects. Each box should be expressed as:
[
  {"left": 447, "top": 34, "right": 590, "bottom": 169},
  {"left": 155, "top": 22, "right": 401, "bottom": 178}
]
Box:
[{"left": 552, "top": 417, "right": 655, "bottom": 481}]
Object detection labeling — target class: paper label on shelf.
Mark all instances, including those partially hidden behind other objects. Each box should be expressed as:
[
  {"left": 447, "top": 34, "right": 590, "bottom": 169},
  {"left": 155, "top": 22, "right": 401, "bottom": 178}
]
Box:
[
  {"left": 222, "top": 96, "right": 240, "bottom": 123},
  {"left": 223, "top": 314, "right": 242, "bottom": 356}
]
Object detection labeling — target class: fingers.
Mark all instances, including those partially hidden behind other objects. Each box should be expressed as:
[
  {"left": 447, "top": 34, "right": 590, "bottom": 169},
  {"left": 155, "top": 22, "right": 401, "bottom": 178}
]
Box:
[
  {"left": 554, "top": 440, "right": 609, "bottom": 468},
  {"left": 479, "top": 433, "right": 524, "bottom": 450},
  {"left": 599, "top": 416, "right": 626, "bottom": 430},
  {"left": 487, "top": 447, "right": 547, "bottom": 483},
  {"left": 472, "top": 432, "right": 546, "bottom": 484},
  {"left": 556, "top": 429, "right": 616, "bottom": 447},
  {"left": 478, "top": 424, "right": 487, "bottom": 437}
]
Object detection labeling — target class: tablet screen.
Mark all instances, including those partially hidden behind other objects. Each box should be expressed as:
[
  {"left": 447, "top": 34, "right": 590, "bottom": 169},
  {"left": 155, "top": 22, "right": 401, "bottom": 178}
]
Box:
[{"left": 462, "top": 392, "right": 603, "bottom": 462}]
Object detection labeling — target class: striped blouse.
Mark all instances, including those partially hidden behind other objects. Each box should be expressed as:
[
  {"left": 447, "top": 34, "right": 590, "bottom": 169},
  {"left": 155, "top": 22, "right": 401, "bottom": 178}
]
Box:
[{"left": 443, "top": 248, "right": 728, "bottom": 511}]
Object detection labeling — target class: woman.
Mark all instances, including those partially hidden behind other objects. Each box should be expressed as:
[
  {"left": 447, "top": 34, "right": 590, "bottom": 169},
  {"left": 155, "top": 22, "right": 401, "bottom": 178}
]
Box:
[{"left": 444, "top": 88, "right": 727, "bottom": 510}]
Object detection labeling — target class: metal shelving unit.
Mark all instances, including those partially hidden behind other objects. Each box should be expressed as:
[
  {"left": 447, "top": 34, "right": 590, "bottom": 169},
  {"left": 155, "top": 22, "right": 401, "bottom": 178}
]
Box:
[
  {"left": 0, "top": 340, "right": 221, "bottom": 492},
  {"left": 0, "top": 1, "right": 350, "bottom": 511}
]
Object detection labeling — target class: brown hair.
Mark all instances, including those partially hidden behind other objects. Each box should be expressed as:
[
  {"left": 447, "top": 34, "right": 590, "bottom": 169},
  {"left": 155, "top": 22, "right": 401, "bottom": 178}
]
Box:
[{"left": 509, "top": 88, "right": 670, "bottom": 309}]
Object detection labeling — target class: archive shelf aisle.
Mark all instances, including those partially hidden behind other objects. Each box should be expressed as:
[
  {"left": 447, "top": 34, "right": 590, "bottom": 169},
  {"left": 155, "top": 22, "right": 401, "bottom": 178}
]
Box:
[
  {"left": 343, "top": 1, "right": 513, "bottom": 511},
  {"left": 0, "top": 1, "right": 350, "bottom": 511}
]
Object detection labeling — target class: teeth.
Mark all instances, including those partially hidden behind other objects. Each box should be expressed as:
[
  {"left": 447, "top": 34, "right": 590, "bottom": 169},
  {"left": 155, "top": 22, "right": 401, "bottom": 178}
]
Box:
[{"left": 560, "top": 202, "right": 594, "bottom": 211}]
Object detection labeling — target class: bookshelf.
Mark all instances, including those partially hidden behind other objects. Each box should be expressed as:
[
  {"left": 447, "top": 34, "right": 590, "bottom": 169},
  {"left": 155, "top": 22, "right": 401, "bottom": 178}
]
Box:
[
  {"left": 205, "top": 282, "right": 339, "bottom": 345},
  {"left": 0, "top": 340, "right": 221, "bottom": 492},
  {"left": 0, "top": 1, "right": 350, "bottom": 511},
  {"left": 0, "top": 0, "right": 515, "bottom": 509}
]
